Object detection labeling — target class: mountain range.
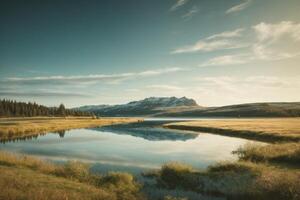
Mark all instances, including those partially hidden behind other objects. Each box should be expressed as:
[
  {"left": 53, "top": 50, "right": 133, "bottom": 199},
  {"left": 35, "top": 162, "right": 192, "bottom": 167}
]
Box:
[{"left": 74, "top": 97, "right": 300, "bottom": 117}]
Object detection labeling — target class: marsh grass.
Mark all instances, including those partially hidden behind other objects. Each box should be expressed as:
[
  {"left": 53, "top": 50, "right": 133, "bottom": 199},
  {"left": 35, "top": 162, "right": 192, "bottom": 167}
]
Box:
[
  {"left": 0, "top": 151, "right": 144, "bottom": 200},
  {"left": 158, "top": 162, "right": 199, "bottom": 190},
  {"left": 148, "top": 161, "right": 300, "bottom": 200},
  {"left": 234, "top": 142, "right": 300, "bottom": 166}
]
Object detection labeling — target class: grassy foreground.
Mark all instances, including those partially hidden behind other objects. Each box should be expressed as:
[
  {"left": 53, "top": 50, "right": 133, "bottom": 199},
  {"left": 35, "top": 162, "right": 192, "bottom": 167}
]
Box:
[
  {"left": 0, "top": 151, "right": 144, "bottom": 200},
  {"left": 146, "top": 160, "right": 300, "bottom": 200},
  {"left": 0, "top": 117, "right": 141, "bottom": 141},
  {"left": 143, "top": 142, "right": 300, "bottom": 200},
  {"left": 164, "top": 118, "right": 300, "bottom": 142},
  {"left": 158, "top": 118, "right": 300, "bottom": 199}
]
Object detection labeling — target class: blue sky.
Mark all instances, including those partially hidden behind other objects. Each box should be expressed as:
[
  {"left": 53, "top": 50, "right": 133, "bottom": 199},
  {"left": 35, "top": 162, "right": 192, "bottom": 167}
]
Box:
[{"left": 1, "top": 0, "right": 300, "bottom": 107}]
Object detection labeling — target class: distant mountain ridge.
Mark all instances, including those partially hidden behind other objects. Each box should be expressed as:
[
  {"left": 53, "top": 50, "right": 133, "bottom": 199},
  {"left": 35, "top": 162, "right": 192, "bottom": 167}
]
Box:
[
  {"left": 75, "top": 96, "right": 199, "bottom": 116},
  {"left": 74, "top": 97, "right": 300, "bottom": 117}
]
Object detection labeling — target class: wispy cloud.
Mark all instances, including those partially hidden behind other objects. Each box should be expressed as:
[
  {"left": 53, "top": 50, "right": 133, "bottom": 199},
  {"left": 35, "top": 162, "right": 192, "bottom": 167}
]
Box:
[
  {"left": 199, "top": 21, "right": 300, "bottom": 66},
  {"left": 171, "top": 28, "right": 247, "bottom": 54},
  {"left": 197, "top": 76, "right": 300, "bottom": 89},
  {"left": 252, "top": 44, "right": 300, "bottom": 61},
  {"left": 0, "top": 91, "right": 90, "bottom": 98},
  {"left": 199, "top": 54, "right": 248, "bottom": 67},
  {"left": 171, "top": 39, "right": 247, "bottom": 54},
  {"left": 170, "top": 0, "right": 189, "bottom": 11},
  {"left": 252, "top": 21, "right": 300, "bottom": 60},
  {"left": 186, "top": 75, "right": 300, "bottom": 106},
  {"left": 2, "top": 67, "right": 184, "bottom": 86},
  {"left": 207, "top": 28, "right": 244, "bottom": 40},
  {"left": 226, "top": 0, "right": 252, "bottom": 14},
  {"left": 253, "top": 21, "right": 300, "bottom": 42},
  {"left": 182, "top": 6, "right": 198, "bottom": 20}
]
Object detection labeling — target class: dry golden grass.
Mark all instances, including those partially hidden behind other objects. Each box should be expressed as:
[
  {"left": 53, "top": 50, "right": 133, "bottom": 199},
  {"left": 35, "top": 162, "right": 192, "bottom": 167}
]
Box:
[
  {"left": 164, "top": 118, "right": 300, "bottom": 142},
  {"left": 0, "top": 151, "right": 144, "bottom": 200},
  {"left": 151, "top": 161, "right": 300, "bottom": 200},
  {"left": 234, "top": 142, "right": 300, "bottom": 166},
  {"left": 0, "top": 166, "right": 113, "bottom": 200},
  {"left": 0, "top": 117, "right": 142, "bottom": 141}
]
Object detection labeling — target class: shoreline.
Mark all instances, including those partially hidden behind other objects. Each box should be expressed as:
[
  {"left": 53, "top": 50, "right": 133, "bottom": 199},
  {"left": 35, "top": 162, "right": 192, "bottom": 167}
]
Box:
[
  {"left": 164, "top": 118, "right": 300, "bottom": 143},
  {"left": 0, "top": 117, "right": 142, "bottom": 141}
]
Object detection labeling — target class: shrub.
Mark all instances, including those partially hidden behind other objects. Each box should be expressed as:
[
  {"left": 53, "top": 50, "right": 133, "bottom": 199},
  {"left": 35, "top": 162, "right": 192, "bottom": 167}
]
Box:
[
  {"left": 98, "top": 172, "right": 143, "bottom": 200},
  {"left": 159, "top": 162, "right": 198, "bottom": 190}
]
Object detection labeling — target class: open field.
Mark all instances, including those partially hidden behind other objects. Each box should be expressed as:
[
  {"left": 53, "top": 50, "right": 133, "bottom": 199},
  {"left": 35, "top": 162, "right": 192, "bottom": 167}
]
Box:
[
  {"left": 0, "top": 117, "right": 142, "bottom": 141},
  {"left": 164, "top": 118, "right": 300, "bottom": 142}
]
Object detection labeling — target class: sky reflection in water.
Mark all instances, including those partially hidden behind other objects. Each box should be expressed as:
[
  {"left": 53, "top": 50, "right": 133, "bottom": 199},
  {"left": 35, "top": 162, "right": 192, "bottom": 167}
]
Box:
[{"left": 0, "top": 120, "right": 260, "bottom": 173}]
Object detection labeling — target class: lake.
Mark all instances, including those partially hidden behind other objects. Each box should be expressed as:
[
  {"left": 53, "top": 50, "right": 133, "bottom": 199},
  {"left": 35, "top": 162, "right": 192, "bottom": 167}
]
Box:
[{"left": 0, "top": 118, "right": 262, "bottom": 174}]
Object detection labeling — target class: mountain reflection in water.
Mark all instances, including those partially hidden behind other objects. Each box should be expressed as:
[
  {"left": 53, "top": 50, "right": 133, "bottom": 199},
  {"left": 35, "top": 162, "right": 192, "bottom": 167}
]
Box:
[{"left": 90, "top": 120, "right": 198, "bottom": 141}]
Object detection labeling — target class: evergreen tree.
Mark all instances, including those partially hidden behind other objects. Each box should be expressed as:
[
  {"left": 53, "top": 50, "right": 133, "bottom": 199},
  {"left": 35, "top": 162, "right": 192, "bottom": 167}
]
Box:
[{"left": 0, "top": 99, "right": 92, "bottom": 117}]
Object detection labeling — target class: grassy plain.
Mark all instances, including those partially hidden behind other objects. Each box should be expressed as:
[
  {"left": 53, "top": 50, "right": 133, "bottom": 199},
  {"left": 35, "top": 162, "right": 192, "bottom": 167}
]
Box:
[
  {"left": 164, "top": 118, "right": 300, "bottom": 142},
  {"left": 0, "top": 117, "right": 141, "bottom": 141}
]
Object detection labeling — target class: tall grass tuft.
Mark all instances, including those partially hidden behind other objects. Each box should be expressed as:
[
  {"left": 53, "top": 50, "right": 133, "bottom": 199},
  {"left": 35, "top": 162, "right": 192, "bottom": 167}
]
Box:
[
  {"left": 159, "top": 162, "right": 199, "bottom": 190},
  {"left": 234, "top": 142, "right": 300, "bottom": 166}
]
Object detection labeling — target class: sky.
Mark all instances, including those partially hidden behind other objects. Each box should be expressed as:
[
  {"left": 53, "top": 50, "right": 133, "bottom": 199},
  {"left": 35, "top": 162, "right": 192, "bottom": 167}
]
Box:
[{"left": 1, "top": 0, "right": 300, "bottom": 107}]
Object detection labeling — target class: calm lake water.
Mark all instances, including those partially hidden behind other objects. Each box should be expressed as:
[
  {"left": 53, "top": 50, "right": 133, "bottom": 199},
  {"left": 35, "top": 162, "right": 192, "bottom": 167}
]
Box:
[{"left": 0, "top": 118, "right": 261, "bottom": 174}]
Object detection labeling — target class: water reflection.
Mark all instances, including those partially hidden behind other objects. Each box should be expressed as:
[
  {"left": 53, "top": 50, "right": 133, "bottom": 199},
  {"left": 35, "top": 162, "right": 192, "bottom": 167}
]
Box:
[
  {"left": 57, "top": 130, "right": 66, "bottom": 138},
  {"left": 92, "top": 120, "right": 198, "bottom": 141},
  {"left": 0, "top": 119, "right": 262, "bottom": 173},
  {"left": 0, "top": 130, "right": 66, "bottom": 143}
]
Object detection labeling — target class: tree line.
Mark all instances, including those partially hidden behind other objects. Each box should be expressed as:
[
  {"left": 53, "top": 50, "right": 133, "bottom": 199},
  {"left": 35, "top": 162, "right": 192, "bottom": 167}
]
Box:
[{"left": 0, "top": 99, "right": 92, "bottom": 117}]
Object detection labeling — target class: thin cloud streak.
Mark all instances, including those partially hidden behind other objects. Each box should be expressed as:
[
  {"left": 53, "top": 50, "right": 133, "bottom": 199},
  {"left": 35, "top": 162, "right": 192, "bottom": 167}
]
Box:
[
  {"left": 3, "top": 67, "right": 184, "bottom": 86},
  {"left": 196, "top": 76, "right": 300, "bottom": 89},
  {"left": 226, "top": 0, "right": 252, "bottom": 14},
  {"left": 170, "top": 0, "right": 189, "bottom": 11},
  {"left": 171, "top": 28, "right": 247, "bottom": 54},
  {"left": 0, "top": 91, "right": 90, "bottom": 98},
  {"left": 171, "top": 39, "right": 247, "bottom": 54},
  {"left": 182, "top": 6, "right": 198, "bottom": 20},
  {"left": 199, "top": 54, "right": 248, "bottom": 67},
  {"left": 207, "top": 28, "right": 244, "bottom": 40}
]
